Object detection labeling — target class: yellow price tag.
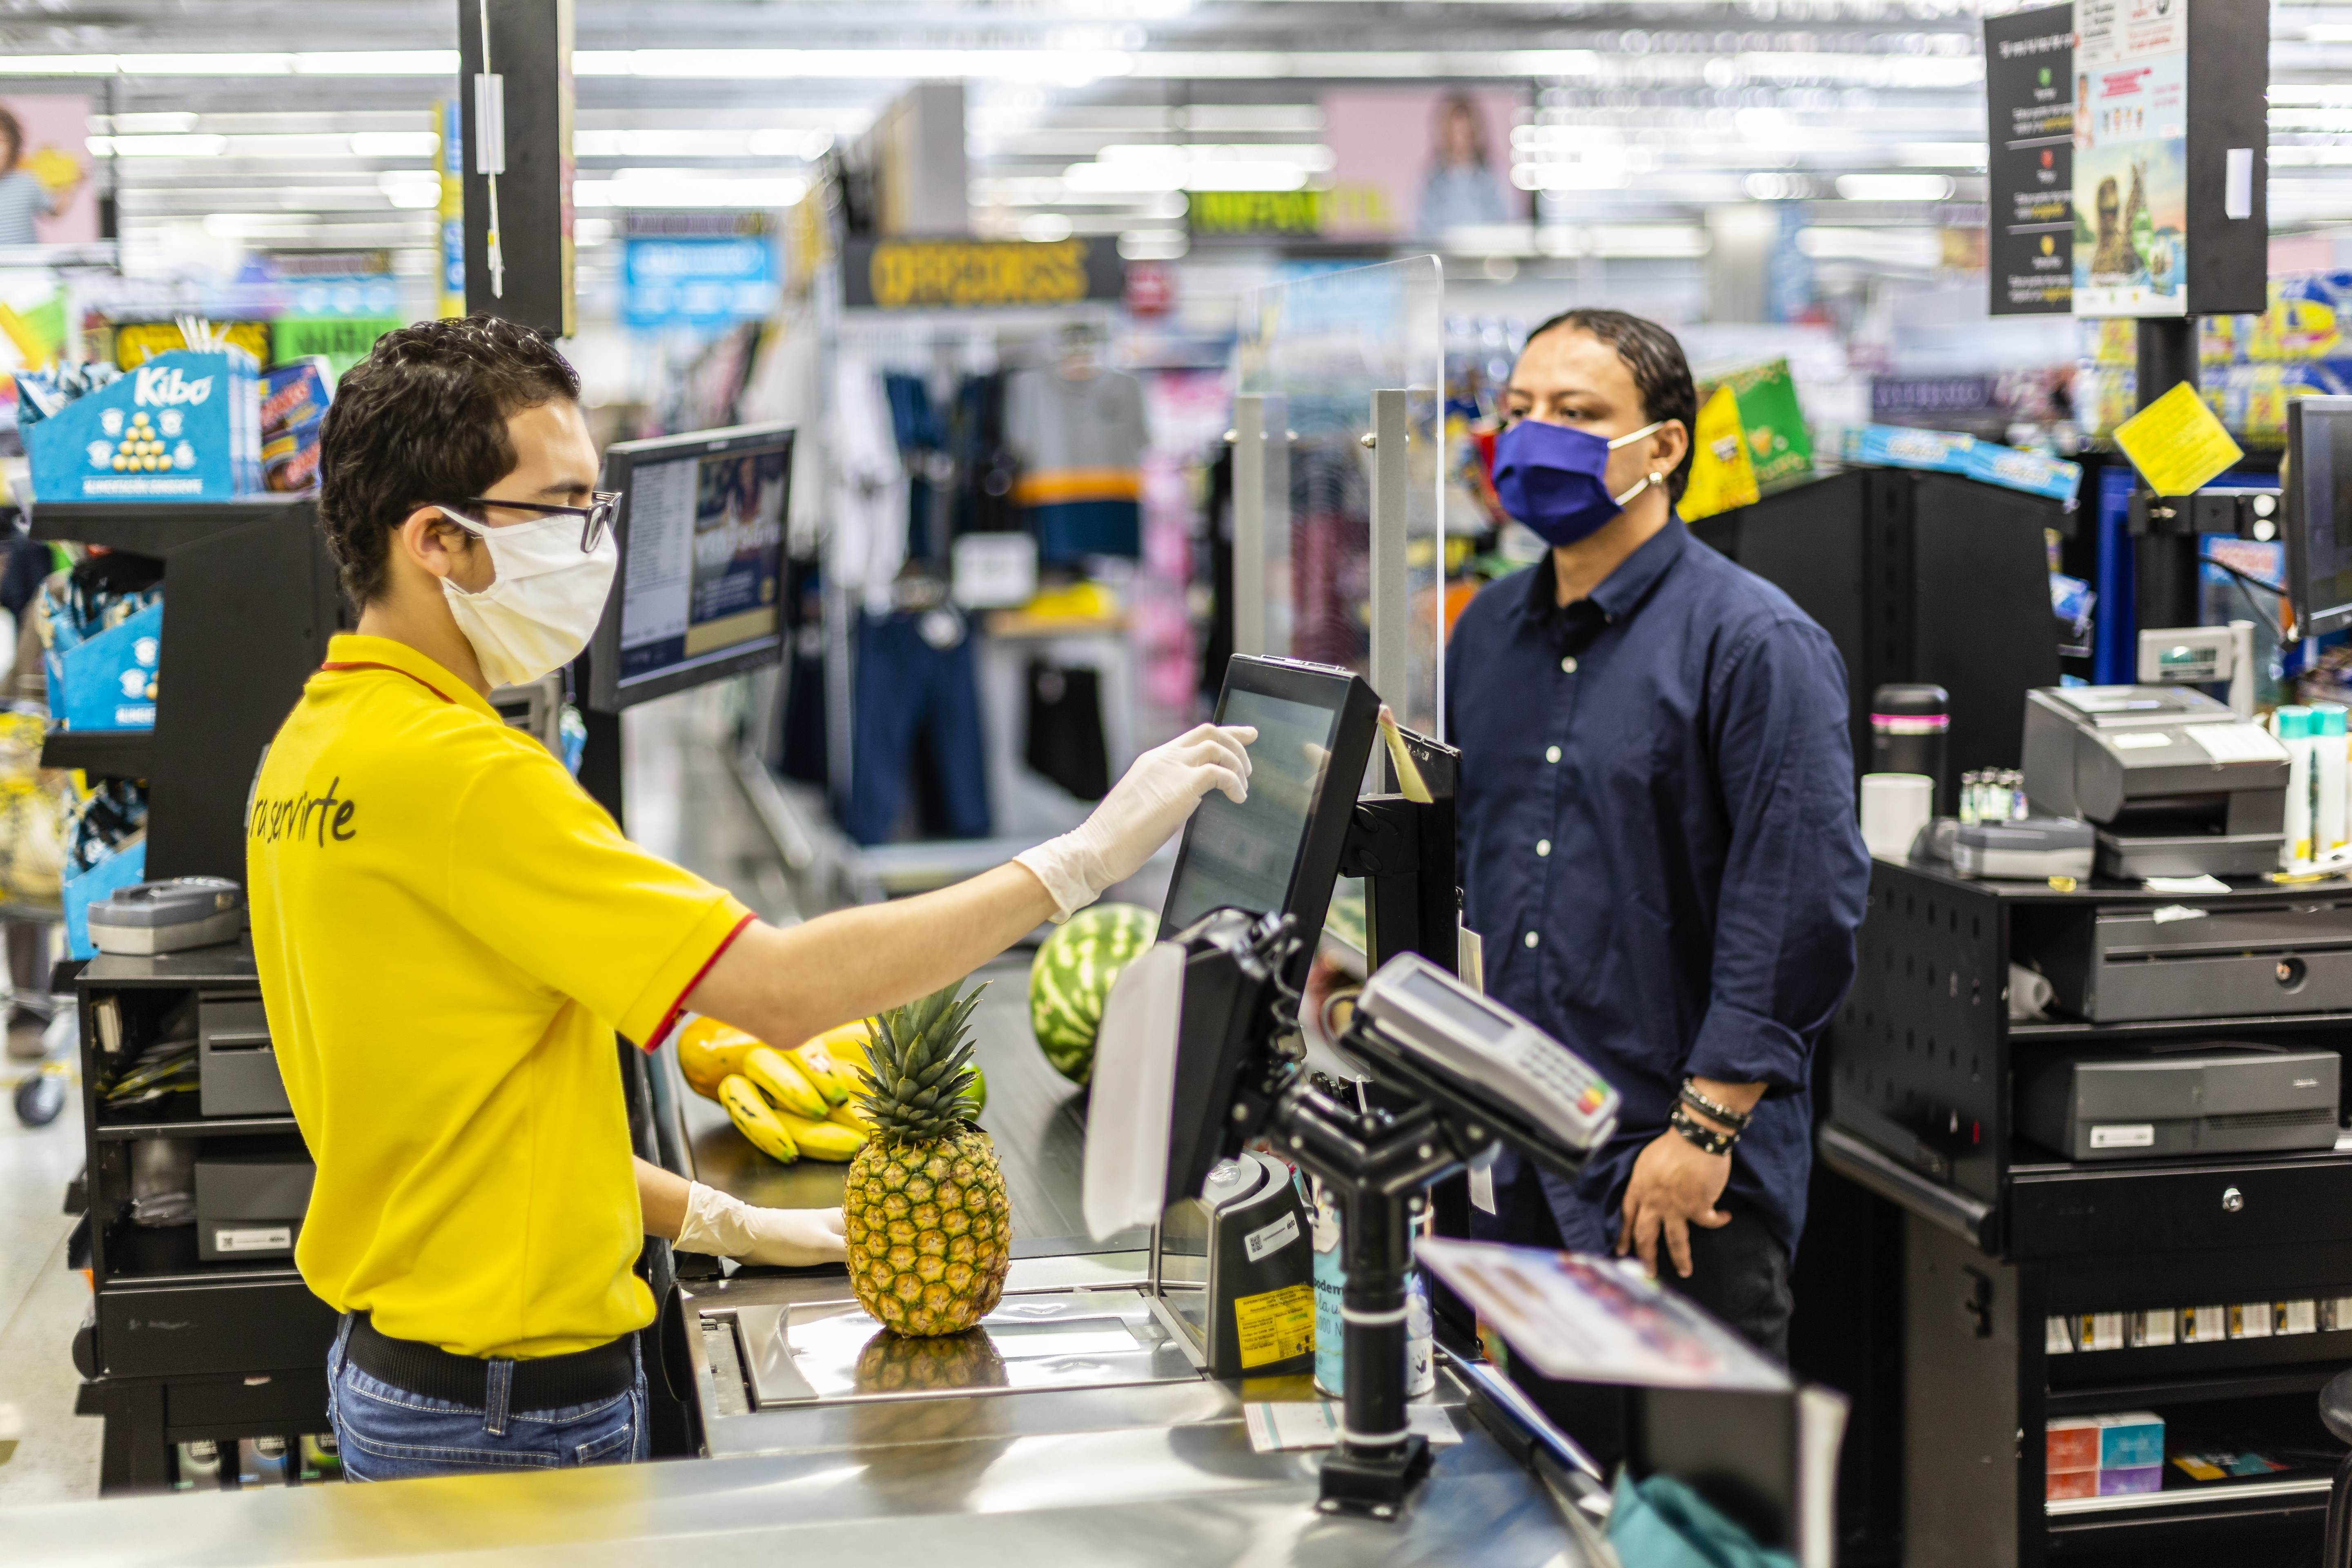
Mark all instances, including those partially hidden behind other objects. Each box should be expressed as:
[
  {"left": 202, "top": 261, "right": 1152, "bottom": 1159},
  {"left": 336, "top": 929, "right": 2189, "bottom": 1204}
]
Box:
[
  {"left": 2113, "top": 381, "right": 2245, "bottom": 497},
  {"left": 1231, "top": 1282, "right": 1316, "bottom": 1370}
]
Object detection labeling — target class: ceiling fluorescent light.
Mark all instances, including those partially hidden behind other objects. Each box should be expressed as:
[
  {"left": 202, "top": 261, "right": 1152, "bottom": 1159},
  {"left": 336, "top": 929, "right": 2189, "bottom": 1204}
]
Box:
[
  {"left": 0, "top": 56, "right": 120, "bottom": 76},
  {"left": 91, "top": 134, "right": 229, "bottom": 158},
  {"left": 124, "top": 54, "right": 296, "bottom": 75},
  {"left": 1835, "top": 173, "right": 1956, "bottom": 201},
  {"left": 294, "top": 51, "right": 459, "bottom": 75},
  {"left": 351, "top": 131, "right": 443, "bottom": 158}
]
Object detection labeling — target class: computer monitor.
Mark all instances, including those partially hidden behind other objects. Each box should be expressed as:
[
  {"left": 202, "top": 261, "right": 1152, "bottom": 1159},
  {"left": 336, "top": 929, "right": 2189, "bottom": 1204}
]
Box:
[
  {"left": 584, "top": 422, "right": 793, "bottom": 712},
  {"left": 1160, "top": 654, "right": 1381, "bottom": 971},
  {"left": 2285, "top": 396, "right": 2352, "bottom": 640}
]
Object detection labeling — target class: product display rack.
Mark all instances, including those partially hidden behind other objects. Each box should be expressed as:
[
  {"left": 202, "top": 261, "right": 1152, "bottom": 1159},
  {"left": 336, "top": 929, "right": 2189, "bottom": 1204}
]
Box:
[
  {"left": 69, "top": 941, "right": 338, "bottom": 1494},
  {"left": 28, "top": 496, "right": 347, "bottom": 1491},
  {"left": 27, "top": 495, "right": 342, "bottom": 881},
  {"left": 1802, "top": 857, "right": 2352, "bottom": 1566}
]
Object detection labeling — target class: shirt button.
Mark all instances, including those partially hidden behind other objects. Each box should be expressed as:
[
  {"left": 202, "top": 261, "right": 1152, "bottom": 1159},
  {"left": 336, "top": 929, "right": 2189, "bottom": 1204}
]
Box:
[
  {"left": 1524, "top": 931, "right": 1540, "bottom": 949},
  {"left": 1545, "top": 745, "right": 1561, "bottom": 764},
  {"left": 1561, "top": 656, "right": 1578, "bottom": 673},
  {"left": 1537, "top": 839, "right": 1552, "bottom": 857}
]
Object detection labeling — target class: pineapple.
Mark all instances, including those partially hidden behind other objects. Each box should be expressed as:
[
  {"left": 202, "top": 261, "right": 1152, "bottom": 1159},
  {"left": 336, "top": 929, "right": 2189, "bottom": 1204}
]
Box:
[{"left": 845, "top": 980, "right": 1012, "bottom": 1336}]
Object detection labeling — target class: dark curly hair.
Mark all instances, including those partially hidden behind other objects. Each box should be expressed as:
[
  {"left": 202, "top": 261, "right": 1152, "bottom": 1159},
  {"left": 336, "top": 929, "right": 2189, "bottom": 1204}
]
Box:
[
  {"left": 317, "top": 315, "right": 581, "bottom": 605},
  {"left": 1519, "top": 307, "right": 1699, "bottom": 503}
]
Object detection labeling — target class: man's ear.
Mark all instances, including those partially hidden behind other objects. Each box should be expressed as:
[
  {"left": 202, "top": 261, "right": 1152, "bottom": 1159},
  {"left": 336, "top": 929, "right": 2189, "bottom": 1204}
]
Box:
[
  {"left": 1649, "top": 419, "right": 1691, "bottom": 479},
  {"left": 393, "top": 506, "right": 471, "bottom": 585}
]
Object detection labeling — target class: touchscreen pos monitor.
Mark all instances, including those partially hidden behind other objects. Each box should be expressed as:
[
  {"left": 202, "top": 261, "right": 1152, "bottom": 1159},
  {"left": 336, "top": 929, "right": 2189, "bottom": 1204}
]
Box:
[
  {"left": 1160, "top": 654, "right": 1381, "bottom": 977},
  {"left": 585, "top": 422, "right": 793, "bottom": 712},
  {"left": 2285, "top": 396, "right": 2352, "bottom": 640}
]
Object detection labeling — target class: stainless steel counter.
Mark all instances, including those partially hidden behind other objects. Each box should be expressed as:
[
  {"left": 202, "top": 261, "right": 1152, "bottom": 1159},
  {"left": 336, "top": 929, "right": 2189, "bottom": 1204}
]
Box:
[{"left": 13, "top": 1354, "right": 1602, "bottom": 1568}]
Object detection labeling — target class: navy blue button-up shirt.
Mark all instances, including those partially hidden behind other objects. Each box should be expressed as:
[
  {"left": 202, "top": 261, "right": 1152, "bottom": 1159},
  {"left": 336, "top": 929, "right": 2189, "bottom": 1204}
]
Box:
[{"left": 1445, "top": 520, "right": 1869, "bottom": 1257}]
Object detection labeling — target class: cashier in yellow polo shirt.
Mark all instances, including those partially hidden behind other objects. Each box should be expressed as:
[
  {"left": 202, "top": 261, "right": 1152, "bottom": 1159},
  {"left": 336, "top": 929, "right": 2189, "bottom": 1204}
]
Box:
[{"left": 250, "top": 316, "right": 1256, "bottom": 1482}]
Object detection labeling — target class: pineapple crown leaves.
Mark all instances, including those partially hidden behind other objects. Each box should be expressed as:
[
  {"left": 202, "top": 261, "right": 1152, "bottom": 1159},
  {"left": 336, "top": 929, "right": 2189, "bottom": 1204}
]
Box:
[{"left": 858, "top": 978, "right": 988, "bottom": 1144}]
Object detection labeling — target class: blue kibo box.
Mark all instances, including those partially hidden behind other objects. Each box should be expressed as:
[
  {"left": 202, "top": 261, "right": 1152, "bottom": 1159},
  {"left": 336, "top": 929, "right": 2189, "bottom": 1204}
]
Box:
[
  {"left": 47, "top": 599, "right": 162, "bottom": 731},
  {"left": 20, "top": 348, "right": 261, "bottom": 503},
  {"left": 62, "top": 838, "right": 147, "bottom": 962}
]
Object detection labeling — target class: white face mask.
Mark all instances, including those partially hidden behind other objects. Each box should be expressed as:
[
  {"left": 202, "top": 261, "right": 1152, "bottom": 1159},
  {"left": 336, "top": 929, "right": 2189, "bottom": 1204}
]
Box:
[{"left": 437, "top": 507, "right": 618, "bottom": 690}]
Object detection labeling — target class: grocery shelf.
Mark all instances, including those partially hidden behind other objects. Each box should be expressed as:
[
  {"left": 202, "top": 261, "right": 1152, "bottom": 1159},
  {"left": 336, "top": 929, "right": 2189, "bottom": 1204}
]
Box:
[
  {"left": 2044, "top": 1365, "right": 2339, "bottom": 1416},
  {"left": 2048, "top": 1334, "right": 2352, "bottom": 1393},
  {"left": 2046, "top": 1472, "right": 2333, "bottom": 1519},
  {"left": 41, "top": 728, "right": 153, "bottom": 778},
  {"left": 98, "top": 1221, "right": 304, "bottom": 1284},
  {"left": 27, "top": 495, "right": 310, "bottom": 557},
  {"left": 2011, "top": 1011, "right": 2352, "bottom": 1040},
  {"left": 91, "top": 1108, "right": 297, "bottom": 1141}
]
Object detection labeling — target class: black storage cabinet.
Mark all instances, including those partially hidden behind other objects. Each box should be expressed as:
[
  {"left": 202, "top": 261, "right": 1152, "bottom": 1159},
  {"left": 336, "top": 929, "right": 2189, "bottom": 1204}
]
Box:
[
  {"left": 1804, "top": 858, "right": 2352, "bottom": 1567},
  {"left": 35, "top": 497, "right": 346, "bottom": 1492}
]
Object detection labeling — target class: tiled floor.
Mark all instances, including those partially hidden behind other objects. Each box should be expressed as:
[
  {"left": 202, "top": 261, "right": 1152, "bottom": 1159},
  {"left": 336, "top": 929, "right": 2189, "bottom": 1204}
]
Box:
[{"left": 0, "top": 1050, "right": 98, "bottom": 1505}]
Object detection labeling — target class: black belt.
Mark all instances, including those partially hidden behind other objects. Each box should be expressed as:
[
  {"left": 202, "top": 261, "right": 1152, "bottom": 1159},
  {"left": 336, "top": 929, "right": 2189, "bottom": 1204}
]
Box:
[{"left": 345, "top": 1312, "right": 634, "bottom": 1411}]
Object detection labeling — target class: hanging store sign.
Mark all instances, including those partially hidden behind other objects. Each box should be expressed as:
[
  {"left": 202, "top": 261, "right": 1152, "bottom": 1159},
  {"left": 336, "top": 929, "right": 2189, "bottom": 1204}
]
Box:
[
  {"left": 1985, "top": 4, "right": 2075, "bottom": 316},
  {"left": 621, "top": 213, "right": 780, "bottom": 330},
  {"left": 1188, "top": 190, "right": 1325, "bottom": 239},
  {"left": 841, "top": 236, "right": 1124, "bottom": 310}
]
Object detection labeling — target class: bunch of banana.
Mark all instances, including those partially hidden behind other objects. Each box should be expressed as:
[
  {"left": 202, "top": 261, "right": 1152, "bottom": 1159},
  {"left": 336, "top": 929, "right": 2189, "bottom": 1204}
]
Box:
[{"left": 685, "top": 1017, "right": 868, "bottom": 1163}]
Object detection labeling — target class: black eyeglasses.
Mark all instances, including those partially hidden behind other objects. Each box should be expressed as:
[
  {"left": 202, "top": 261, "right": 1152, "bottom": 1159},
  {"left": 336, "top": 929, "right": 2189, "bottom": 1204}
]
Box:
[{"left": 455, "top": 492, "right": 621, "bottom": 553}]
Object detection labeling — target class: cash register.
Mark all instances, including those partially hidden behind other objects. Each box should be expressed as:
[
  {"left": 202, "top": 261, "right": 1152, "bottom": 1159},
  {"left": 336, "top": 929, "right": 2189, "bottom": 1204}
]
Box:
[{"left": 2020, "top": 685, "right": 2291, "bottom": 878}]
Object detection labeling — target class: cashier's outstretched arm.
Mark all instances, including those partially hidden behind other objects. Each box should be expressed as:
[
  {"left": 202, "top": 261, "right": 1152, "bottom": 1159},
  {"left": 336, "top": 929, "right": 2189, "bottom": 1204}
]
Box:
[{"left": 683, "top": 723, "right": 1254, "bottom": 1054}]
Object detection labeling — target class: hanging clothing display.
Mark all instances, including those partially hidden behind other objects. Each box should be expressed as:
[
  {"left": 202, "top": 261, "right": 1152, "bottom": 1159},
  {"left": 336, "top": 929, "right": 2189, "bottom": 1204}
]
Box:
[
  {"left": 830, "top": 356, "right": 910, "bottom": 616},
  {"left": 1023, "top": 659, "right": 1109, "bottom": 802},
  {"left": 950, "top": 370, "right": 1021, "bottom": 539},
  {"left": 773, "top": 553, "right": 829, "bottom": 788},
  {"left": 843, "top": 605, "right": 991, "bottom": 845},
  {"left": 883, "top": 371, "right": 950, "bottom": 565},
  {"left": 1002, "top": 366, "right": 1148, "bottom": 566}
]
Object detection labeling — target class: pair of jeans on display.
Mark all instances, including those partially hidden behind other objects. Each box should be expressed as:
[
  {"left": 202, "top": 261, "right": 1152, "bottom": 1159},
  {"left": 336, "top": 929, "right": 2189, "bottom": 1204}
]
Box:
[
  {"left": 325, "top": 1314, "right": 648, "bottom": 1482},
  {"left": 843, "top": 606, "right": 991, "bottom": 845}
]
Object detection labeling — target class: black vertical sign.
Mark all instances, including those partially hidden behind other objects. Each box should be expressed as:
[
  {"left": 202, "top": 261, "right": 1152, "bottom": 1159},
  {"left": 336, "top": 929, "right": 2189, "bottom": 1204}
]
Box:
[{"left": 1986, "top": 5, "right": 2075, "bottom": 315}]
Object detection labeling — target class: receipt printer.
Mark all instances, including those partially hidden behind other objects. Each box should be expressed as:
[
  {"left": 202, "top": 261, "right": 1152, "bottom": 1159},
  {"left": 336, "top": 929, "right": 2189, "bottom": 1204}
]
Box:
[
  {"left": 2021, "top": 687, "right": 2290, "bottom": 878},
  {"left": 2019, "top": 1044, "right": 2340, "bottom": 1160}
]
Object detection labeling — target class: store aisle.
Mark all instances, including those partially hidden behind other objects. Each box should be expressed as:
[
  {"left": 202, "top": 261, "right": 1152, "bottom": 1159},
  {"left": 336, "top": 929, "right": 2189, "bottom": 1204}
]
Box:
[{"left": 0, "top": 1074, "right": 98, "bottom": 1504}]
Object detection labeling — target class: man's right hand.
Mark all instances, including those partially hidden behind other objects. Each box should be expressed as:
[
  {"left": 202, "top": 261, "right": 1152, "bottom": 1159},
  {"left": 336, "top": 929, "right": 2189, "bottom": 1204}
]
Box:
[{"left": 1016, "top": 722, "right": 1256, "bottom": 920}]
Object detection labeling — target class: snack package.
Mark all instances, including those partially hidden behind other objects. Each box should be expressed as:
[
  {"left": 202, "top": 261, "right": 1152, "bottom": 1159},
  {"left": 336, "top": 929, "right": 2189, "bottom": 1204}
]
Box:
[
  {"left": 261, "top": 357, "right": 332, "bottom": 438},
  {"left": 1694, "top": 358, "right": 1813, "bottom": 489}
]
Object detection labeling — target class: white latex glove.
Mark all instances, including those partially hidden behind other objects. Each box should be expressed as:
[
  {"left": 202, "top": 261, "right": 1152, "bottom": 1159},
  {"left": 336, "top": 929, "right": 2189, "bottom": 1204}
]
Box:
[
  {"left": 1015, "top": 722, "right": 1257, "bottom": 922},
  {"left": 675, "top": 1181, "right": 846, "bottom": 1267}
]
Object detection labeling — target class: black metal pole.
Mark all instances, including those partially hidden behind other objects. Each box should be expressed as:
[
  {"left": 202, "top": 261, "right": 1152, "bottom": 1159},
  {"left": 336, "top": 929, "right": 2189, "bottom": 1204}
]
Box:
[
  {"left": 1339, "top": 1187, "right": 1411, "bottom": 1461},
  {"left": 2134, "top": 317, "right": 2203, "bottom": 634}
]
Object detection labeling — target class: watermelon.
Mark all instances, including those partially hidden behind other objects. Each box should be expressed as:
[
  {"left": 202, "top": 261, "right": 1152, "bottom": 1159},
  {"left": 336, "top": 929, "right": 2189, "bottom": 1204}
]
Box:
[{"left": 1029, "top": 902, "right": 1158, "bottom": 1085}]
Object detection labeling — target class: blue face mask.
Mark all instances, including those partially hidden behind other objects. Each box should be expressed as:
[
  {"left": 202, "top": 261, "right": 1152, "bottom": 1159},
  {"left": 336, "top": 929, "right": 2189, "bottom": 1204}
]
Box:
[{"left": 1492, "top": 417, "right": 1666, "bottom": 547}]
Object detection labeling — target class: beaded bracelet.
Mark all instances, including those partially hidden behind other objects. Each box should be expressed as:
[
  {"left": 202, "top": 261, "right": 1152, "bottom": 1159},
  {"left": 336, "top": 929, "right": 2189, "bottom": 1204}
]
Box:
[
  {"left": 1677, "top": 1078, "right": 1753, "bottom": 1133},
  {"left": 1669, "top": 1103, "right": 1737, "bottom": 1157}
]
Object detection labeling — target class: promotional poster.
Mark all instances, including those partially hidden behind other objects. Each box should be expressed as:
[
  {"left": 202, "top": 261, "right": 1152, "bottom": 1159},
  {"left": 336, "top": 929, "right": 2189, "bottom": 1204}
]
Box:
[
  {"left": 1320, "top": 89, "right": 1527, "bottom": 241},
  {"left": 2072, "top": 0, "right": 2189, "bottom": 316},
  {"left": 0, "top": 94, "right": 98, "bottom": 247}
]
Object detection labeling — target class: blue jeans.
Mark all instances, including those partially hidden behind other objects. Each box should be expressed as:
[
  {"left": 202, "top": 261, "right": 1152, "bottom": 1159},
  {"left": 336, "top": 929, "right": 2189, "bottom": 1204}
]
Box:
[{"left": 326, "top": 1314, "right": 649, "bottom": 1482}]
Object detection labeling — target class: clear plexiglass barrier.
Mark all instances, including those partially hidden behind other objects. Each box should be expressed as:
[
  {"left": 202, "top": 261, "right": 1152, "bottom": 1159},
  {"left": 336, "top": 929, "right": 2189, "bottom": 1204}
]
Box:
[{"left": 1232, "top": 256, "right": 1446, "bottom": 741}]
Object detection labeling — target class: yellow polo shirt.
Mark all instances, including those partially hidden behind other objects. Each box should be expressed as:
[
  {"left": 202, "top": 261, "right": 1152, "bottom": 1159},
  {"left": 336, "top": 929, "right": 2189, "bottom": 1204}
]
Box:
[{"left": 248, "top": 635, "right": 753, "bottom": 1359}]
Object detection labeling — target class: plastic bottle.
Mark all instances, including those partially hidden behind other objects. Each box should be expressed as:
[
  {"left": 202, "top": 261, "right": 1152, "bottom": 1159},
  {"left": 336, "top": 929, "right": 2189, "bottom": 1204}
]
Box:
[
  {"left": 2278, "top": 706, "right": 2316, "bottom": 870},
  {"left": 1311, "top": 1182, "right": 1345, "bottom": 1398},
  {"left": 2320, "top": 704, "right": 2350, "bottom": 864}
]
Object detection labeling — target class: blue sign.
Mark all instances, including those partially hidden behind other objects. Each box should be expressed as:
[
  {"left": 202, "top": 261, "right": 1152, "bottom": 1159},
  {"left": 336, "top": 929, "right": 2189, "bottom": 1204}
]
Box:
[{"left": 621, "top": 234, "right": 780, "bottom": 329}]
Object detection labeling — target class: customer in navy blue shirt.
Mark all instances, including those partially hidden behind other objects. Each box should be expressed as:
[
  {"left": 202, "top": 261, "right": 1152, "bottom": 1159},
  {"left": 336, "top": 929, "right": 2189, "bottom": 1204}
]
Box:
[{"left": 1446, "top": 309, "right": 1868, "bottom": 1358}]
